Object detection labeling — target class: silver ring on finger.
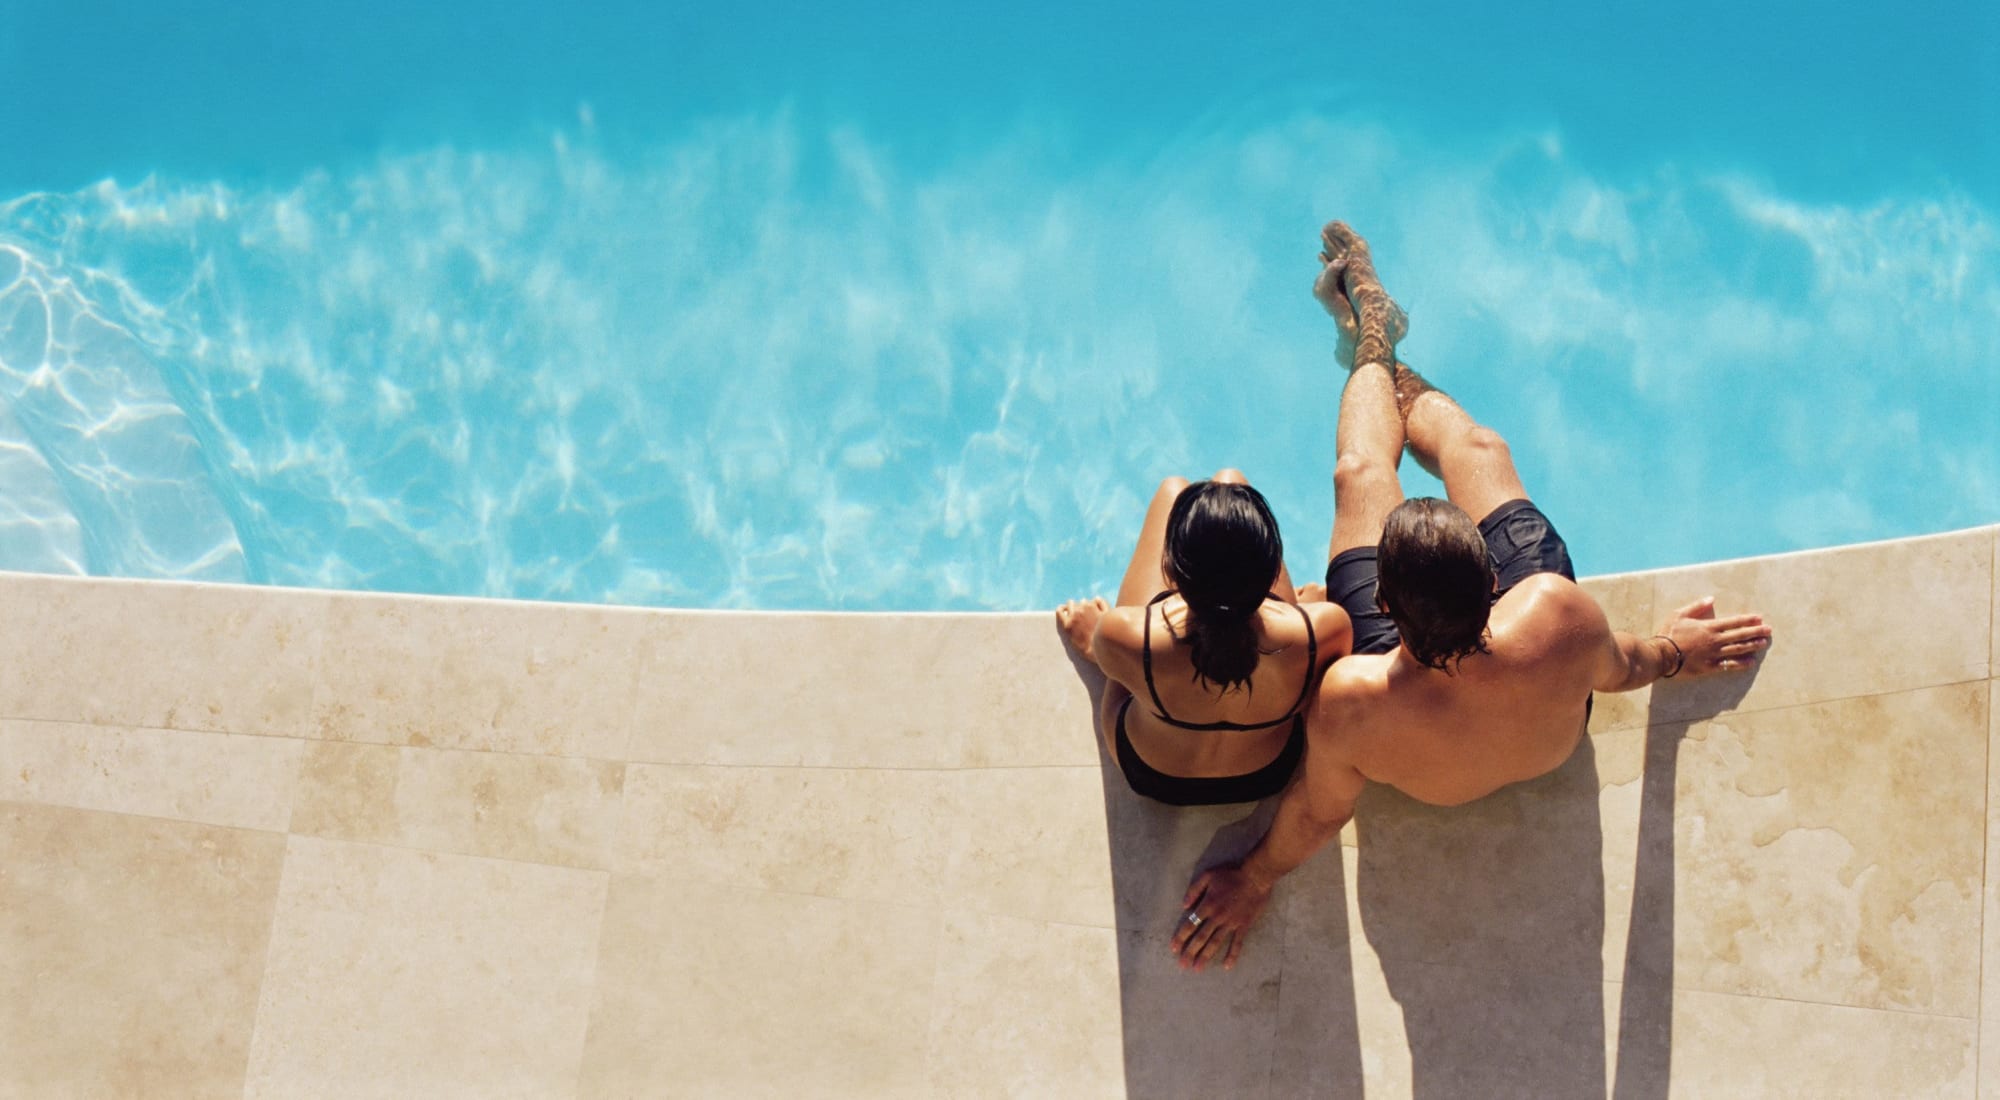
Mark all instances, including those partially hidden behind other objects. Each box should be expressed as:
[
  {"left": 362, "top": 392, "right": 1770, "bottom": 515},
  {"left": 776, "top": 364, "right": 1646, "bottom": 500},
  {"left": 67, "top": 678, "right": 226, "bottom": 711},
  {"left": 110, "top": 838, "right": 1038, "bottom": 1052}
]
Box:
[{"left": 1185, "top": 912, "right": 1204, "bottom": 928}]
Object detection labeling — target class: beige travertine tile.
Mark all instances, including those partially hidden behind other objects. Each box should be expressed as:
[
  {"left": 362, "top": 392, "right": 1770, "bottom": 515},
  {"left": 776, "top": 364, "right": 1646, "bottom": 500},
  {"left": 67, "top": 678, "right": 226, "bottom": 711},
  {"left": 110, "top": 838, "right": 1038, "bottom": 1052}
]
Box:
[
  {"left": 627, "top": 612, "right": 1098, "bottom": 769},
  {"left": 242, "top": 836, "right": 606, "bottom": 1099},
  {"left": 941, "top": 765, "right": 1117, "bottom": 927},
  {"left": 616, "top": 763, "right": 951, "bottom": 903},
  {"left": 1649, "top": 528, "right": 1993, "bottom": 722},
  {"left": 1285, "top": 848, "right": 1613, "bottom": 1099},
  {"left": 924, "top": 910, "right": 1124, "bottom": 1097},
  {"left": 1658, "top": 987, "right": 1975, "bottom": 1097},
  {"left": 1350, "top": 731, "right": 1610, "bottom": 981},
  {"left": 1668, "top": 682, "right": 1986, "bottom": 1016},
  {"left": 1580, "top": 571, "right": 1658, "bottom": 733},
  {"left": 1269, "top": 841, "right": 1370, "bottom": 1098},
  {"left": 286, "top": 738, "right": 401, "bottom": 845},
  {"left": 0, "top": 802, "right": 286, "bottom": 1098},
  {"left": 292, "top": 741, "right": 625, "bottom": 869},
  {"left": 1357, "top": 955, "right": 1610, "bottom": 1098},
  {"left": 0, "top": 718, "right": 302, "bottom": 831},
  {"left": 311, "top": 592, "right": 647, "bottom": 758},
  {"left": 1982, "top": 680, "right": 1999, "bottom": 1095},
  {"left": 1104, "top": 921, "right": 1287, "bottom": 1100},
  {"left": 1595, "top": 722, "right": 1649, "bottom": 980},
  {"left": 0, "top": 574, "right": 324, "bottom": 735},
  {"left": 578, "top": 876, "right": 938, "bottom": 1099}
]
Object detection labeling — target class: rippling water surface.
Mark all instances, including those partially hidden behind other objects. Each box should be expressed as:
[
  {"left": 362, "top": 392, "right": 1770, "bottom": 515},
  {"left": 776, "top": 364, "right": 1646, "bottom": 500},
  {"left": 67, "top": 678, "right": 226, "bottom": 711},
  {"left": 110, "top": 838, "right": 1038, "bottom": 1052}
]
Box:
[{"left": 2, "top": 3, "right": 1995, "bottom": 609}]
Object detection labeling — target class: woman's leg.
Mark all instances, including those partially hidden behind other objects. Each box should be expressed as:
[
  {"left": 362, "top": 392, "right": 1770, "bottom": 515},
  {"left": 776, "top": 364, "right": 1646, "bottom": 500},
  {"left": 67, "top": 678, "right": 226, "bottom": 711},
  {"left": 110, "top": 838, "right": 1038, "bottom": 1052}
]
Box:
[{"left": 1116, "top": 475, "right": 1190, "bottom": 608}]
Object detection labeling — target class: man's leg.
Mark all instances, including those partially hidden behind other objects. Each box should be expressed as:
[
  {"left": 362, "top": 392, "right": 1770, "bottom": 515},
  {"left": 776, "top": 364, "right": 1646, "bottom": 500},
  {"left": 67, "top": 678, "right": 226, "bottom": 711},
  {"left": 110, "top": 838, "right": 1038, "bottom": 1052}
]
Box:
[
  {"left": 1318, "top": 233, "right": 1408, "bottom": 654},
  {"left": 1396, "top": 367, "right": 1529, "bottom": 527},
  {"left": 1318, "top": 224, "right": 1408, "bottom": 562},
  {"left": 1328, "top": 364, "right": 1408, "bottom": 560}
]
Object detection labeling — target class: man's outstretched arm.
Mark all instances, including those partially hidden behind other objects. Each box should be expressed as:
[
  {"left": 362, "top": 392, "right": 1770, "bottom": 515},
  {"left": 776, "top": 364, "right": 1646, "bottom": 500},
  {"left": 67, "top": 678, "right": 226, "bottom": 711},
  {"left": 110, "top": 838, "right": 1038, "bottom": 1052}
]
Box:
[
  {"left": 1169, "top": 726, "right": 1365, "bottom": 972},
  {"left": 1596, "top": 595, "right": 1773, "bottom": 693}
]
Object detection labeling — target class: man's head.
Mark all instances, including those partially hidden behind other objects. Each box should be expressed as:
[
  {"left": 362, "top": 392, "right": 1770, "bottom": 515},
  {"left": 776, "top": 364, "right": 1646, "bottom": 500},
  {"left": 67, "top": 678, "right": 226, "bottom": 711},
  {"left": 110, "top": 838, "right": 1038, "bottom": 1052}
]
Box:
[{"left": 1376, "top": 497, "right": 1495, "bottom": 672}]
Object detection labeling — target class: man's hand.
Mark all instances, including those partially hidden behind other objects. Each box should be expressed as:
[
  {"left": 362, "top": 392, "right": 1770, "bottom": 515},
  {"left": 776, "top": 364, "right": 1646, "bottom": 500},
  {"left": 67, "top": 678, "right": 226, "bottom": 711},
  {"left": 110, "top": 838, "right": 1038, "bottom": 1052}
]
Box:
[
  {"left": 1170, "top": 863, "right": 1275, "bottom": 972},
  {"left": 1660, "top": 596, "right": 1772, "bottom": 676}
]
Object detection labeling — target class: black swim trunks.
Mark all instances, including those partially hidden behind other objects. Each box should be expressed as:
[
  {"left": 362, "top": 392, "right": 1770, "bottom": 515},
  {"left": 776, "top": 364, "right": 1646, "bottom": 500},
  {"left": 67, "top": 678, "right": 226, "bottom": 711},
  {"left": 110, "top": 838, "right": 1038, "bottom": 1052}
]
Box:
[{"left": 1325, "top": 498, "right": 1576, "bottom": 655}]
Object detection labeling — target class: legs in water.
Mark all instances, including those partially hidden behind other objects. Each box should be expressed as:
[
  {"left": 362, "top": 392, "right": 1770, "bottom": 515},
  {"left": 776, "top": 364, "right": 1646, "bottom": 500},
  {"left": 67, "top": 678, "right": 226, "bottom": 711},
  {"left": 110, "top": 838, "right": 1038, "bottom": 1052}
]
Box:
[
  {"left": 1319, "top": 223, "right": 1410, "bottom": 565},
  {"left": 1320, "top": 221, "right": 1528, "bottom": 526},
  {"left": 1314, "top": 222, "right": 1407, "bottom": 370}
]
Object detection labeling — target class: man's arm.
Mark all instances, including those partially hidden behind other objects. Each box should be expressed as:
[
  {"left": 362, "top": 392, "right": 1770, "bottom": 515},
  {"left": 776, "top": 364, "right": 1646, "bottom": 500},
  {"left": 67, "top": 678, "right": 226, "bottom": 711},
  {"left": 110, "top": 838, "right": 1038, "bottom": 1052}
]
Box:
[
  {"left": 1595, "top": 595, "right": 1774, "bottom": 694},
  {"left": 1169, "top": 716, "right": 1365, "bottom": 972}
]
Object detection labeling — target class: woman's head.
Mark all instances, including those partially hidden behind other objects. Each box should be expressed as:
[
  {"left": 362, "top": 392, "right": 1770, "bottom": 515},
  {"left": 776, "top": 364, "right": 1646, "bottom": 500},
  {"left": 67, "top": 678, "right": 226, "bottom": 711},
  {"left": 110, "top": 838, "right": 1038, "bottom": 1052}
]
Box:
[
  {"left": 1375, "top": 497, "right": 1495, "bottom": 671},
  {"left": 1161, "top": 480, "right": 1284, "bottom": 691}
]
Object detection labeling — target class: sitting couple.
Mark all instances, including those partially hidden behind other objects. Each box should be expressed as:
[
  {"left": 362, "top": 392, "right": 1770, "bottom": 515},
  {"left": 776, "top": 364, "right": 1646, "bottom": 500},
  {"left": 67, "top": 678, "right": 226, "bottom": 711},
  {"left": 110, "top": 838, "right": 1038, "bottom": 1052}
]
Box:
[{"left": 1057, "top": 222, "right": 1773, "bottom": 972}]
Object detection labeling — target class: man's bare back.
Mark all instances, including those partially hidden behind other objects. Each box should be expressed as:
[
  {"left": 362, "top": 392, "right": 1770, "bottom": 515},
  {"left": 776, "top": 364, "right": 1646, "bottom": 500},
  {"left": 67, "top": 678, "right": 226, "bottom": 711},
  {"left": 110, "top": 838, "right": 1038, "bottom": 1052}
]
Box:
[{"left": 1322, "top": 573, "right": 1603, "bottom": 806}]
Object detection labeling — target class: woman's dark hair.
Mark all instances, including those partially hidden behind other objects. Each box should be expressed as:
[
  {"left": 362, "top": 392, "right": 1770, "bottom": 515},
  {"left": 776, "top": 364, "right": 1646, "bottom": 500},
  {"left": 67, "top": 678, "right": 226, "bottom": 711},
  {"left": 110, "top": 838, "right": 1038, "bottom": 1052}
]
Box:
[
  {"left": 1160, "top": 480, "right": 1284, "bottom": 692},
  {"left": 1376, "top": 497, "right": 1495, "bottom": 672}
]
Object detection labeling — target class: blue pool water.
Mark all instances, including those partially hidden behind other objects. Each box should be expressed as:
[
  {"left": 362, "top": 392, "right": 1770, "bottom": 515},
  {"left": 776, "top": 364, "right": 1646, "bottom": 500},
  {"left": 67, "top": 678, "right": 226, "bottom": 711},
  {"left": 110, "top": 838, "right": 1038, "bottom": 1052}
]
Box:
[{"left": 2, "top": 1, "right": 1996, "bottom": 610}]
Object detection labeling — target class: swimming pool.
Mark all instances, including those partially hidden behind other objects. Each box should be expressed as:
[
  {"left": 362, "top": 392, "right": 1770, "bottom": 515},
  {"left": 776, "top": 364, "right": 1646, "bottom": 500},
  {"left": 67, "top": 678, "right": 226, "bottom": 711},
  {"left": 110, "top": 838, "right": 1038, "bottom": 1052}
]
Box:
[{"left": 2, "top": 0, "right": 1995, "bottom": 611}]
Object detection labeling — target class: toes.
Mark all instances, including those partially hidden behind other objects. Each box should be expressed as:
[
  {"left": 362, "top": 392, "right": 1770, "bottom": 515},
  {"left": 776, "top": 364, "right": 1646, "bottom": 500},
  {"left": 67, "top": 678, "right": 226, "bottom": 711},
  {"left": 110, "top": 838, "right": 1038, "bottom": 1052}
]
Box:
[{"left": 1321, "top": 220, "right": 1362, "bottom": 257}]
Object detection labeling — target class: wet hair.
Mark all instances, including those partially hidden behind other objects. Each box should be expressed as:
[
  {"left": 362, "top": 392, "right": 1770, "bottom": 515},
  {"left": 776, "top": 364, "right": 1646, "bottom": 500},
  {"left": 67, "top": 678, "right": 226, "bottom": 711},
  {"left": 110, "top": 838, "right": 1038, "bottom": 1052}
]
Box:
[
  {"left": 1160, "top": 481, "right": 1284, "bottom": 692},
  {"left": 1376, "top": 497, "right": 1495, "bottom": 672}
]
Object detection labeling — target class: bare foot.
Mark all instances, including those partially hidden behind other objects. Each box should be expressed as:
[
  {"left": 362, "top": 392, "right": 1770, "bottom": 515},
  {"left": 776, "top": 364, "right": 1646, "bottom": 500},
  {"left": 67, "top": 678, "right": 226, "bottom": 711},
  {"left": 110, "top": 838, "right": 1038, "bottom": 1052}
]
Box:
[
  {"left": 1056, "top": 597, "right": 1110, "bottom": 664},
  {"left": 1313, "top": 256, "right": 1360, "bottom": 335},
  {"left": 1318, "top": 221, "right": 1407, "bottom": 367}
]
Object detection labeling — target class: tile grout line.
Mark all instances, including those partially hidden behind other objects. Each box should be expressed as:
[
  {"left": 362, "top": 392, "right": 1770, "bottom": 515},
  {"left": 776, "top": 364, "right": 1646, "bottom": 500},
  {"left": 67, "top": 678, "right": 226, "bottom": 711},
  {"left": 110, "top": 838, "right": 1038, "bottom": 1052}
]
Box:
[
  {"left": 219, "top": 807, "right": 298, "bottom": 1096},
  {"left": 1981, "top": 675, "right": 1994, "bottom": 1095},
  {"left": 2, "top": 712, "right": 1108, "bottom": 771},
  {"left": 1259, "top": 896, "right": 1293, "bottom": 1099},
  {"left": 0, "top": 797, "right": 631, "bottom": 882},
  {"left": 29, "top": 669, "right": 2000, "bottom": 771},
  {"left": 1378, "top": 945, "right": 1984, "bottom": 1025},
  {"left": 558, "top": 864, "right": 618, "bottom": 1099},
  {"left": 1978, "top": 535, "right": 1996, "bottom": 1093}
]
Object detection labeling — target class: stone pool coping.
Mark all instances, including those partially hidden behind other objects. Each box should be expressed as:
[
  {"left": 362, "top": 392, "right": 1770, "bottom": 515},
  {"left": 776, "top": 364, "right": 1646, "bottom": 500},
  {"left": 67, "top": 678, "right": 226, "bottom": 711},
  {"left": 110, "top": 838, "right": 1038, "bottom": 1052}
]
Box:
[{"left": 2, "top": 523, "right": 1995, "bottom": 1095}]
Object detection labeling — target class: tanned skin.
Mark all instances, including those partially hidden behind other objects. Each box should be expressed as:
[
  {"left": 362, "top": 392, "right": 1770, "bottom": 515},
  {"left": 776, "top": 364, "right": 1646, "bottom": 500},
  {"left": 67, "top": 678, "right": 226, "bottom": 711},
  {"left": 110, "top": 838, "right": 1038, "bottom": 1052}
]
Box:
[
  {"left": 1170, "top": 223, "right": 1773, "bottom": 971},
  {"left": 1057, "top": 469, "right": 1352, "bottom": 788}
]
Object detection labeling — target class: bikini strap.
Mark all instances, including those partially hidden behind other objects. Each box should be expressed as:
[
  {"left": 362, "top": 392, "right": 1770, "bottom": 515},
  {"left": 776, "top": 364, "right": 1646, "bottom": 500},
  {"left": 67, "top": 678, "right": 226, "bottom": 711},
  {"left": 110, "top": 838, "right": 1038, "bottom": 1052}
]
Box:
[
  {"left": 1286, "top": 598, "right": 1318, "bottom": 718},
  {"left": 1140, "top": 590, "right": 1179, "bottom": 724}
]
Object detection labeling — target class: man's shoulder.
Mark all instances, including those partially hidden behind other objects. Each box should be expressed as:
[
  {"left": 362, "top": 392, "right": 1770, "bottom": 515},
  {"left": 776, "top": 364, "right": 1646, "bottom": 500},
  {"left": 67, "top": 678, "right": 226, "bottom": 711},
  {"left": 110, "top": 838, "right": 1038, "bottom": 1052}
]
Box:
[
  {"left": 1493, "top": 573, "right": 1614, "bottom": 664},
  {"left": 1496, "top": 573, "right": 1604, "bottom": 627},
  {"left": 1313, "top": 653, "right": 1393, "bottom": 719}
]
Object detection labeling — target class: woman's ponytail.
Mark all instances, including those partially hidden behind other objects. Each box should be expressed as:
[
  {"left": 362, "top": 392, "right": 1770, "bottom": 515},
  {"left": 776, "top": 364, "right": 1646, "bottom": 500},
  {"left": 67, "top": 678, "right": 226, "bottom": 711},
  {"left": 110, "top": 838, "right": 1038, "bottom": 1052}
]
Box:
[
  {"left": 1160, "top": 481, "right": 1284, "bottom": 693},
  {"left": 1180, "top": 600, "right": 1263, "bottom": 691}
]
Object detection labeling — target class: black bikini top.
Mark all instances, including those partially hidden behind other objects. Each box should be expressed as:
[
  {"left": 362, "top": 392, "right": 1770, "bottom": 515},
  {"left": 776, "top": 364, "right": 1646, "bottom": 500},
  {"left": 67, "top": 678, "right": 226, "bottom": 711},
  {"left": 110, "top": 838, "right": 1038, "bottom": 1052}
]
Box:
[{"left": 1140, "top": 590, "right": 1318, "bottom": 732}]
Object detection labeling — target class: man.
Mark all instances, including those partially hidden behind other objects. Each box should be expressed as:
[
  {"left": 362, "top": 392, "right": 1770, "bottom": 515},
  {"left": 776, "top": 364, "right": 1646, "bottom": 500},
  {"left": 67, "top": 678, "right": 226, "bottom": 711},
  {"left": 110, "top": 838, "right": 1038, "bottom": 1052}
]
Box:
[{"left": 1169, "top": 223, "right": 1773, "bottom": 971}]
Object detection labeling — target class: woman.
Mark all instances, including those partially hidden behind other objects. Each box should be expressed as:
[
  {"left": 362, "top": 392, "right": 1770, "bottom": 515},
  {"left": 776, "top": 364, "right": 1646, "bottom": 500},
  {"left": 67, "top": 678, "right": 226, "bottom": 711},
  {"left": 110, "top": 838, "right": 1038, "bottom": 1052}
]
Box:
[{"left": 1058, "top": 470, "right": 1352, "bottom": 805}]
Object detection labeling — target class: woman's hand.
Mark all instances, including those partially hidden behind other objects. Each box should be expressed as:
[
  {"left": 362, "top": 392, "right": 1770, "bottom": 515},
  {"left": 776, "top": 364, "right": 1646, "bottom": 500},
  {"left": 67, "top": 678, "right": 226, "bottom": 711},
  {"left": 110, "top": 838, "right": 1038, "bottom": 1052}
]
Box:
[
  {"left": 1170, "top": 863, "right": 1275, "bottom": 972},
  {"left": 1660, "top": 596, "right": 1772, "bottom": 676}
]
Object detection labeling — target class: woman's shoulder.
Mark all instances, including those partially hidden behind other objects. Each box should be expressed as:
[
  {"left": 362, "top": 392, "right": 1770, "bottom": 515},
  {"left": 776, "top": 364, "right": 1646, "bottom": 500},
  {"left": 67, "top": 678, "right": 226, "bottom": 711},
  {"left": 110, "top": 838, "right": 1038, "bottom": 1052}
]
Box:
[{"left": 1092, "top": 604, "right": 1151, "bottom": 658}]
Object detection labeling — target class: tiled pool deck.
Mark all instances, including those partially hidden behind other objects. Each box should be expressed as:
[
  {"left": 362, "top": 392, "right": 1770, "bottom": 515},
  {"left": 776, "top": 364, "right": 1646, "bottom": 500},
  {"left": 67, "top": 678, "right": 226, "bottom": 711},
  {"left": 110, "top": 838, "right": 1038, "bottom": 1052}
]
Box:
[{"left": 2, "top": 524, "right": 1995, "bottom": 1096}]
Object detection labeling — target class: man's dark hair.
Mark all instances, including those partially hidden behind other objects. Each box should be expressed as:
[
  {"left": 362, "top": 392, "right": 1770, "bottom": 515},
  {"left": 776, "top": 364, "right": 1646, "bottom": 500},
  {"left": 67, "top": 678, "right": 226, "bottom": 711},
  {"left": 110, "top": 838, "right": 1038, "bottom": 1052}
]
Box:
[
  {"left": 1376, "top": 497, "right": 1494, "bottom": 672},
  {"left": 1161, "top": 481, "right": 1283, "bottom": 692}
]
